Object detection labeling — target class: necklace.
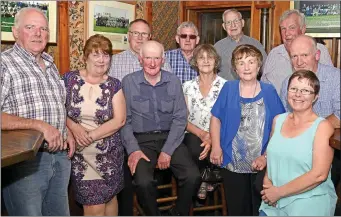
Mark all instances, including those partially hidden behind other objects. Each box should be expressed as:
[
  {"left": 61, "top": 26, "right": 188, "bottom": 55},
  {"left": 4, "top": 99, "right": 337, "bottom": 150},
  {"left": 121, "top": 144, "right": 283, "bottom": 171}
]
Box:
[{"left": 239, "top": 81, "right": 258, "bottom": 131}]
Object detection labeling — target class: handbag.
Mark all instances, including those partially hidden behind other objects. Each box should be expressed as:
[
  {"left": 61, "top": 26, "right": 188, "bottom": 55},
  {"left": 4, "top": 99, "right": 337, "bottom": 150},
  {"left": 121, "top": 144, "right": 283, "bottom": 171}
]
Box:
[{"left": 200, "top": 164, "right": 222, "bottom": 183}]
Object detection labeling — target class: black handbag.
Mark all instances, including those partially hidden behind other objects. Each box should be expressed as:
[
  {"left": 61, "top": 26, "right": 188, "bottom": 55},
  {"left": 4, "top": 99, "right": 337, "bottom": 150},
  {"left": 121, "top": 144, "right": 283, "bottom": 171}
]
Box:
[{"left": 200, "top": 164, "right": 223, "bottom": 183}]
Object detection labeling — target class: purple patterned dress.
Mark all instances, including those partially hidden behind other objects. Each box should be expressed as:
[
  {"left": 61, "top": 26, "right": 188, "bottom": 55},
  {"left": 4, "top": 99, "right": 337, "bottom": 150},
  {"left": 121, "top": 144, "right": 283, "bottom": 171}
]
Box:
[{"left": 63, "top": 71, "right": 124, "bottom": 205}]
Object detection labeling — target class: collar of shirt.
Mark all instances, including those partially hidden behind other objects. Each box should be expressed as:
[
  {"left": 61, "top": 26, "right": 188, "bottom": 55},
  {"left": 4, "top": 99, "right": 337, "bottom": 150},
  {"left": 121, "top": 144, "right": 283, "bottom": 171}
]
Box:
[
  {"left": 127, "top": 48, "right": 139, "bottom": 59},
  {"left": 134, "top": 69, "right": 171, "bottom": 86},
  {"left": 13, "top": 43, "right": 54, "bottom": 64},
  {"left": 276, "top": 44, "right": 291, "bottom": 60},
  {"left": 227, "top": 34, "right": 245, "bottom": 43}
]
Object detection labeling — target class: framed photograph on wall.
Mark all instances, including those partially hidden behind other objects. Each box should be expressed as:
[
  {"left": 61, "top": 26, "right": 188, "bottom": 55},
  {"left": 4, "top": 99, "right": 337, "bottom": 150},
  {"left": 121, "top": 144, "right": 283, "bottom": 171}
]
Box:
[
  {"left": 290, "top": 1, "right": 340, "bottom": 37},
  {"left": 1, "top": 1, "right": 57, "bottom": 43},
  {"left": 85, "top": 1, "right": 136, "bottom": 52}
]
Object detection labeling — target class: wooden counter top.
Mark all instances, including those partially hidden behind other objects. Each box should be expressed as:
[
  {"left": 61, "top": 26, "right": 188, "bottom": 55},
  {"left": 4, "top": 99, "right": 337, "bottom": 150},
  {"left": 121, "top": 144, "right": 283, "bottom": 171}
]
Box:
[
  {"left": 1, "top": 130, "right": 44, "bottom": 167},
  {"left": 330, "top": 128, "right": 340, "bottom": 150}
]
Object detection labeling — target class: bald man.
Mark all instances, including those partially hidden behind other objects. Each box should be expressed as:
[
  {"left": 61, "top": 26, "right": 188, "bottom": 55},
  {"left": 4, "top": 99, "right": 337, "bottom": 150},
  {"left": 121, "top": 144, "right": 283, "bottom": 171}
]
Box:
[{"left": 120, "top": 41, "right": 200, "bottom": 216}]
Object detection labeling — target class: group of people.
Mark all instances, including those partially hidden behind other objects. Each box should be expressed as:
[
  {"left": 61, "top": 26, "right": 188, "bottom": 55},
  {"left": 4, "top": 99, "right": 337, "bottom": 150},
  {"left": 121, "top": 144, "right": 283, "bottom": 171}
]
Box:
[{"left": 1, "top": 6, "right": 339, "bottom": 217}]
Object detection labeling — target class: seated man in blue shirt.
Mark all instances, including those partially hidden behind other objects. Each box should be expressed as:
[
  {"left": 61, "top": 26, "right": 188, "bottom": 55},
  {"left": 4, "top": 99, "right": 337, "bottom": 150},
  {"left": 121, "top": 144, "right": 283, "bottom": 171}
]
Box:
[{"left": 121, "top": 40, "right": 201, "bottom": 216}]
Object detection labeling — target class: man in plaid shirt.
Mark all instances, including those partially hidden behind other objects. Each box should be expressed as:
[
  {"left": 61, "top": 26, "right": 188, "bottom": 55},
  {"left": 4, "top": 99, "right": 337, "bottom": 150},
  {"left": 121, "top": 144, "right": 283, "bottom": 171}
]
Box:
[
  {"left": 1, "top": 7, "right": 75, "bottom": 215},
  {"left": 165, "top": 21, "right": 200, "bottom": 84}
]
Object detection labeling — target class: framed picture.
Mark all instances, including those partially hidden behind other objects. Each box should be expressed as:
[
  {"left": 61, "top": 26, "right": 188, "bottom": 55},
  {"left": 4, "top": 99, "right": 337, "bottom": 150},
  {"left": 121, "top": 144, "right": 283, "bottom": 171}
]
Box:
[
  {"left": 290, "top": 1, "right": 340, "bottom": 37},
  {"left": 1, "top": 1, "right": 57, "bottom": 43},
  {"left": 85, "top": 1, "right": 136, "bottom": 52}
]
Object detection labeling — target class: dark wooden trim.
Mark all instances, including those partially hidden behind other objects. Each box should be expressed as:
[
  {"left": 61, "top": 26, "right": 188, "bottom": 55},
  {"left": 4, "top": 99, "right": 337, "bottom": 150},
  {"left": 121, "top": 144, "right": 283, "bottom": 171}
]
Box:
[{"left": 58, "top": 2, "right": 69, "bottom": 75}]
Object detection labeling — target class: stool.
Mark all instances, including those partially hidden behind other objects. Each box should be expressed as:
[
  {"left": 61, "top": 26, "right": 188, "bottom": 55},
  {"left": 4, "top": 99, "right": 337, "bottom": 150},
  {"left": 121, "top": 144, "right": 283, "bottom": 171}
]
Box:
[
  {"left": 189, "top": 182, "right": 227, "bottom": 216},
  {"left": 133, "top": 168, "right": 177, "bottom": 216}
]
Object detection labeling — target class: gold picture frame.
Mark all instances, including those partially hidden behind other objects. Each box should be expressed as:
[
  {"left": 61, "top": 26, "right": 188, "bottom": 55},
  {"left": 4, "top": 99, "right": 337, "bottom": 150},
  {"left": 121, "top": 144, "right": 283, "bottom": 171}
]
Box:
[
  {"left": 1, "top": 1, "right": 57, "bottom": 43},
  {"left": 290, "top": 1, "right": 340, "bottom": 38},
  {"left": 84, "top": 1, "right": 136, "bottom": 53}
]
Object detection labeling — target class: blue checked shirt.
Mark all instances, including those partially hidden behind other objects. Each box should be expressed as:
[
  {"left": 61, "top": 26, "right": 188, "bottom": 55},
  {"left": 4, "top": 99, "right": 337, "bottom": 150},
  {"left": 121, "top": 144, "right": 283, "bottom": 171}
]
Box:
[
  {"left": 1, "top": 43, "right": 67, "bottom": 138},
  {"left": 165, "top": 48, "right": 198, "bottom": 84},
  {"left": 109, "top": 49, "right": 173, "bottom": 81},
  {"left": 280, "top": 63, "right": 340, "bottom": 120}
]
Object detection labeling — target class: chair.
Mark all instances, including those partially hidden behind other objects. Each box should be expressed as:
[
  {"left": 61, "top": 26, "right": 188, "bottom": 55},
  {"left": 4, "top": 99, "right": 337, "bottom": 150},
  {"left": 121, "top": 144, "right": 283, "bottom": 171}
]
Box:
[
  {"left": 189, "top": 182, "right": 228, "bottom": 216},
  {"left": 133, "top": 167, "right": 177, "bottom": 216}
]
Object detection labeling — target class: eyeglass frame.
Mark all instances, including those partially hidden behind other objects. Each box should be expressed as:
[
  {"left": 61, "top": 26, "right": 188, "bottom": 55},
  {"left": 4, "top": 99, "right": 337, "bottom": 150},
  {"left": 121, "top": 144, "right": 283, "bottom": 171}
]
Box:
[
  {"left": 128, "top": 31, "right": 150, "bottom": 38},
  {"left": 178, "top": 34, "right": 197, "bottom": 40},
  {"left": 288, "top": 87, "right": 315, "bottom": 95},
  {"left": 224, "top": 18, "right": 242, "bottom": 26}
]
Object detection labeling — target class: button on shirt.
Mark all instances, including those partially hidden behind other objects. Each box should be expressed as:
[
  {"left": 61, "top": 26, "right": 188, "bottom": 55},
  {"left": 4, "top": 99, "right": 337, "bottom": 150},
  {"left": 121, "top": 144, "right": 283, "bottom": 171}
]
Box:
[
  {"left": 261, "top": 43, "right": 333, "bottom": 94},
  {"left": 214, "top": 35, "right": 267, "bottom": 81},
  {"left": 109, "top": 49, "right": 173, "bottom": 81},
  {"left": 165, "top": 48, "right": 198, "bottom": 84},
  {"left": 120, "top": 70, "right": 187, "bottom": 156},
  {"left": 280, "top": 63, "right": 340, "bottom": 120},
  {"left": 1, "top": 43, "right": 67, "bottom": 138}
]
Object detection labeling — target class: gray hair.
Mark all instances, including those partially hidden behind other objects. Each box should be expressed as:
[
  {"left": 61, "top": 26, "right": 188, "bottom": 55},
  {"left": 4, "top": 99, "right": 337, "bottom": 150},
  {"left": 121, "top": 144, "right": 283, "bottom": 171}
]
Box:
[
  {"left": 176, "top": 21, "right": 199, "bottom": 35},
  {"left": 279, "top": 9, "right": 306, "bottom": 29},
  {"left": 14, "top": 7, "right": 48, "bottom": 28},
  {"left": 222, "top": 9, "right": 242, "bottom": 22},
  {"left": 139, "top": 40, "right": 165, "bottom": 58}
]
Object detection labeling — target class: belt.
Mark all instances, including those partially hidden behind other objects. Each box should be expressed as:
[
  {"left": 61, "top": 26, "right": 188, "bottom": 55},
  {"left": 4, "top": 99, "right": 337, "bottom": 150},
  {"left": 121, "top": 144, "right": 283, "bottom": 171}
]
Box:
[{"left": 134, "top": 130, "right": 169, "bottom": 136}]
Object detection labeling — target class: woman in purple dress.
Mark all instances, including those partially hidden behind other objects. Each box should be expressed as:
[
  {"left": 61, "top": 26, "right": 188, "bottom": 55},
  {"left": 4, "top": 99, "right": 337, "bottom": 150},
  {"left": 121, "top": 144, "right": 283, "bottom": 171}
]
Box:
[{"left": 63, "top": 34, "right": 126, "bottom": 215}]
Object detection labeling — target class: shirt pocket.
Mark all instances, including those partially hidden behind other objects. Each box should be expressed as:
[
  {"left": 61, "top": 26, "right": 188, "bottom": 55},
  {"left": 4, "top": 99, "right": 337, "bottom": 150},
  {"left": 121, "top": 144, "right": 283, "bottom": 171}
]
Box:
[
  {"left": 159, "top": 96, "right": 175, "bottom": 113},
  {"left": 132, "top": 95, "right": 150, "bottom": 113}
]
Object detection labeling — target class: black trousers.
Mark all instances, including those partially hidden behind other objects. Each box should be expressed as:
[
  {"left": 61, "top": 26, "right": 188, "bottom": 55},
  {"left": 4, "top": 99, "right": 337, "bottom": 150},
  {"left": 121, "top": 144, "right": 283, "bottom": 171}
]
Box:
[
  {"left": 183, "top": 133, "right": 209, "bottom": 172},
  {"left": 133, "top": 132, "right": 201, "bottom": 216},
  {"left": 117, "top": 152, "right": 134, "bottom": 216},
  {"left": 331, "top": 150, "right": 340, "bottom": 189},
  {"left": 221, "top": 169, "right": 261, "bottom": 216}
]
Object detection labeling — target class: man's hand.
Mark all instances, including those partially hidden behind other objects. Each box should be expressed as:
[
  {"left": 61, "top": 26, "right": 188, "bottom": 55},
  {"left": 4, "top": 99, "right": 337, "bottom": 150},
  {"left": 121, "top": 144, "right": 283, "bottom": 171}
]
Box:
[
  {"left": 252, "top": 155, "right": 267, "bottom": 171},
  {"left": 157, "top": 152, "right": 171, "bottom": 170},
  {"left": 199, "top": 141, "right": 211, "bottom": 160},
  {"left": 65, "top": 131, "right": 76, "bottom": 159},
  {"left": 128, "top": 150, "right": 150, "bottom": 175},
  {"left": 40, "top": 122, "right": 63, "bottom": 152}
]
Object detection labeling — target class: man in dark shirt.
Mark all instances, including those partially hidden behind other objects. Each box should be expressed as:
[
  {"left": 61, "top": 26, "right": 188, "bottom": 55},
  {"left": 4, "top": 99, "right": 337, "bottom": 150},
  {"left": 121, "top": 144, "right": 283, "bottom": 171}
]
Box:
[{"left": 121, "top": 40, "right": 200, "bottom": 216}]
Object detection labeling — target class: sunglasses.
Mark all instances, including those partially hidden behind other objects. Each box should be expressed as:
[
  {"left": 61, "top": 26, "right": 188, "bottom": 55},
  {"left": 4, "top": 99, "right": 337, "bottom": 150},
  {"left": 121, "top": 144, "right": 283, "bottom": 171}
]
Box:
[{"left": 179, "top": 34, "right": 197, "bottom": 40}]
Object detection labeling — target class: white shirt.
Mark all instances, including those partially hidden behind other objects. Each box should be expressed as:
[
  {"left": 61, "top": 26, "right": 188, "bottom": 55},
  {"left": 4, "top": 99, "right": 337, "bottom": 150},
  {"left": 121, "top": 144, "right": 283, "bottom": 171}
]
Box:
[{"left": 183, "top": 76, "right": 227, "bottom": 132}]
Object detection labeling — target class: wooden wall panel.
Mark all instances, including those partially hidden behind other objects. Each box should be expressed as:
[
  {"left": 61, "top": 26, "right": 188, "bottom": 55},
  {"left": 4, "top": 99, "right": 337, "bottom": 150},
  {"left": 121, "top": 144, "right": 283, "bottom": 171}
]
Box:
[{"left": 58, "top": 2, "right": 70, "bottom": 75}]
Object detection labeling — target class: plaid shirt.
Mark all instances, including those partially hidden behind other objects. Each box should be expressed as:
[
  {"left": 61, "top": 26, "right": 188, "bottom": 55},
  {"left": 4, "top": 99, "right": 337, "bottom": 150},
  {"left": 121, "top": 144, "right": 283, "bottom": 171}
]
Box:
[
  {"left": 109, "top": 48, "right": 173, "bottom": 81},
  {"left": 1, "top": 43, "right": 67, "bottom": 138},
  {"left": 165, "top": 48, "right": 198, "bottom": 84}
]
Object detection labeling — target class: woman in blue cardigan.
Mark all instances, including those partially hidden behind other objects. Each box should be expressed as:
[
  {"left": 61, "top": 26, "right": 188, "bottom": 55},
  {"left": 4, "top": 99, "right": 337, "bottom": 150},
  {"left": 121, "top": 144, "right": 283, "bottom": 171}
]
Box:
[{"left": 210, "top": 44, "right": 285, "bottom": 216}]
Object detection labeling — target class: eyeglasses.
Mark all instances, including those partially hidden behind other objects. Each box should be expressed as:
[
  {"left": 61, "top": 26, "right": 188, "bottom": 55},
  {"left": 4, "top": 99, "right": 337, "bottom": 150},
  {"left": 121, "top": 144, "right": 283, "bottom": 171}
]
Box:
[
  {"left": 288, "top": 87, "right": 315, "bottom": 95},
  {"left": 224, "top": 18, "right": 242, "bottom": 26},
  {"left": 129, "top": 31, "right": 150, "bottom": 38},
  {"left": 179, "top": 34, "right": 197, "bottom": 40}
]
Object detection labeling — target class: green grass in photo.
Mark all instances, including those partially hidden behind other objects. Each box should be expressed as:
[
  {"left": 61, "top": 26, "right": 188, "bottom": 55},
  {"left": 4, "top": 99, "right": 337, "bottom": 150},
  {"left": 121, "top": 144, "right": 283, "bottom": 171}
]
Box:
[
  {"left": 93, "top": 24, "right": 128, "bottom": 34},
  {"left": 1, "top": 16, "right": 14, "bottom": 32},
  {"left": 306, "top": 15, "right": 340, "bottom": 28}
]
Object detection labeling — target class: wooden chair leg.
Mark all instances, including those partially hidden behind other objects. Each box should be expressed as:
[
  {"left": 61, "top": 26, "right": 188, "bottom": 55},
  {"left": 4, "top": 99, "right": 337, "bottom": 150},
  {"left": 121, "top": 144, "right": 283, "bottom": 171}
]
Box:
[{"left": 220, "top": 183, "right": 228, "bottom": 216}]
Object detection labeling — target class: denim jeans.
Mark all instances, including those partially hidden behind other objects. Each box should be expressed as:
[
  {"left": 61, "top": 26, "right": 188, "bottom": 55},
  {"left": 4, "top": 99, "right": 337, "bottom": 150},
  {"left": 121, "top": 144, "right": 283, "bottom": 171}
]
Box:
[
  {"left": 2, "top": 150, "right": 71, "bottom": 216},
  {"left": 259, "top": 210, "right": 267, "bottom": 216}
]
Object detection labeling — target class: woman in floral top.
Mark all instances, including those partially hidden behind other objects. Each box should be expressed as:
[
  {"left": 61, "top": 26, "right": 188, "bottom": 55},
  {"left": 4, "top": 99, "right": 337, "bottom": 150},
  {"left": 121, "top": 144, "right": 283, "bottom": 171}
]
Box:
[{"left": 183, "top": 44, "right": 226, "bottom": 199}]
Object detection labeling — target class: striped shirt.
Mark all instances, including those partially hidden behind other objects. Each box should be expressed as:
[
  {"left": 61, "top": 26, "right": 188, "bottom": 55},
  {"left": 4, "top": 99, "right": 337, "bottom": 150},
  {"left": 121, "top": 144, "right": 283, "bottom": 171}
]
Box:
[
  {"left": 280, "top": 63, "right": 340, "bottom": 119},
  {"left": 261, "top": 43, "right": 333, "bottom": 94},
  {"left": 1, "top": 43, "right": 67, "bottom": 138},
  {"left": 214, "top": 35, "right": 267, "bottom": 81},
  {"left": 109, "top": 48, "right": 173, "bottom": 81},
  {"left": 165, "top": 48, "right": 198, "bottom": 83}
]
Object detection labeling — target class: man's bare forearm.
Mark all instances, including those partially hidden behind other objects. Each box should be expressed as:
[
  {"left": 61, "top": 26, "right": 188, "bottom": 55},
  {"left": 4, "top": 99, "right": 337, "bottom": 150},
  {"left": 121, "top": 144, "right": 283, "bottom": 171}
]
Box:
[{"left": 1, "top": 112, "right": 42, "bottom": 131}]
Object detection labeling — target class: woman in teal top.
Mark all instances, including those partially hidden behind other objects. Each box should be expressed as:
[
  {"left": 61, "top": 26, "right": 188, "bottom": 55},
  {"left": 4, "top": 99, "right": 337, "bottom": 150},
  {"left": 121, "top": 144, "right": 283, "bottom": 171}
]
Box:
[{"left": 259, "top": 70, "right": 337, "bottom": 216}]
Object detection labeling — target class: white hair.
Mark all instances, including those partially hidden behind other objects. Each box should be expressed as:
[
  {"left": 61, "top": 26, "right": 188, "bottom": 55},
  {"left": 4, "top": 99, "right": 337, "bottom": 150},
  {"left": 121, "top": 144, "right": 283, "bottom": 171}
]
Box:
[
  {"left": 139, "top": 40, "right": 165, "bottom": 58},
  {"left": 14, "top": 7, "right": 48, "bottom": 28},
  {"left": 222, "top": 9, "right": 242, "bottom": 22},
  {"left": 176, "top": 21, "right": 199, "bottom": 35},
  {"left": 279, "top": 9, "right": 306, "bottom": 29}
]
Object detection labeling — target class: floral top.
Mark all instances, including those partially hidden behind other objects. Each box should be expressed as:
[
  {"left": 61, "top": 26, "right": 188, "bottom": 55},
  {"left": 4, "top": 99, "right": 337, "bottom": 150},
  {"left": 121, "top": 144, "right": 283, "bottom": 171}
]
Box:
[{"left": 183, "top": 76, "right": 227, "bottom": 132}]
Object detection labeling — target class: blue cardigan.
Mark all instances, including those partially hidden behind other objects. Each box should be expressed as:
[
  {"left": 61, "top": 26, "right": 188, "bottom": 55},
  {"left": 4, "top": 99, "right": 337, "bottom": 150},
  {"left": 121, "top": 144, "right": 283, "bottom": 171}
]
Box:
[{"left": 211, "top": 80, "right": 285, "bottom": 167}]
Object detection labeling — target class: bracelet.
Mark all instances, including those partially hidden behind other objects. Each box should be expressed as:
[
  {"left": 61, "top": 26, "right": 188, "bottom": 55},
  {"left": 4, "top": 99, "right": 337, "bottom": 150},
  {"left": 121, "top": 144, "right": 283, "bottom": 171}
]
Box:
[{"left": 264, "top": 154, "right": 267, "bottom": 159}]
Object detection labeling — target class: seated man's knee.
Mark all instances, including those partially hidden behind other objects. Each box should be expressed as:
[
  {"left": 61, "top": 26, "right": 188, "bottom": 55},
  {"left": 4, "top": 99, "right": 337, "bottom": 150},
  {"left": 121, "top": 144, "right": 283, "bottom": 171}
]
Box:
[{"left": 134, "top": 173, "right": 155, "bottom": 190}]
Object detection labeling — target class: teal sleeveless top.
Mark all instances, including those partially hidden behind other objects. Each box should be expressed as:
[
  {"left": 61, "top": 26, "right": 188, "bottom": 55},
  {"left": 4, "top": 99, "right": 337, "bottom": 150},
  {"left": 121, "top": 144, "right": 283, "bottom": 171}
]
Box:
[{"left": 260, "top": 113, "right": 337, "bottom": 209}]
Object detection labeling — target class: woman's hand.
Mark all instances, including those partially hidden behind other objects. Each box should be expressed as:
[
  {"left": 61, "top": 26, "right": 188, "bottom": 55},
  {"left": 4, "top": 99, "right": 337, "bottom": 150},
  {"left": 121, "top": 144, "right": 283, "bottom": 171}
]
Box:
[
  {"left": 199, "top": 131, "right": 211, "bottom": 144},
  {"left": 68, "top": 123, "right": 93, "bottom": 147},
  {"left": 261, "top": 185, "right": 282, "bottom": 206},
  {"left": 210, "top": 146, "right": 223, "bottom": 166},
  {"left": 199, "top": 141, "right": 211, "bottom": 160},
  {"left": 252, "top": 155, "right": 267, "bottom": 171}
]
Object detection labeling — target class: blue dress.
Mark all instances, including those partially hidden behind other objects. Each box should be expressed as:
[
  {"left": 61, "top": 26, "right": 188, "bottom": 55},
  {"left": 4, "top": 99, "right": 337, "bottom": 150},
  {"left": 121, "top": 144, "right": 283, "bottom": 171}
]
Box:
[
  {"left": 259, "top": 113, "right": 337, "bottom": 216},
  {"left": 63, "top": 71, "right": 124, "bottom": 205}
]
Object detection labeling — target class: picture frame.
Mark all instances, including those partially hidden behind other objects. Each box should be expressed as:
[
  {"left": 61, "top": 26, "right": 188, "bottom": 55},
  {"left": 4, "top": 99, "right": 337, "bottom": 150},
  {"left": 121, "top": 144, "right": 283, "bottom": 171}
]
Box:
[
  {"left": 290, "top": 1, "right": 340, "bottom": 37},
  {"left": 84, "top": 1, "right": 136, "bottom": 52},
  {"left": 1, "top": 1, "right": 57, "bottom": 43}
]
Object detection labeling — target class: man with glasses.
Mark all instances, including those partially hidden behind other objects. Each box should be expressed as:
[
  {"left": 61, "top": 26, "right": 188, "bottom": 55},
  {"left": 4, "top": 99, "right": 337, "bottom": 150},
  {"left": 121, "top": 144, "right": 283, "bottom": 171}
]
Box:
[
  {"left": 109, "top": 18, "right": 172, "bottom": 81},
  {"left": 165, "top": 21, "right": 200, "bottom": 83},
  {"left": 214, "top": 9, "right": 267, "bottom": 80},
  {"left": 261, "top": 9, "right": 332, "bottom": 94},
  {"left": 279, "top": 35, "right": 340, "bottom": 204},
  {"left": 121, "top": 40, "right": 200, "bottom": 216}
]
